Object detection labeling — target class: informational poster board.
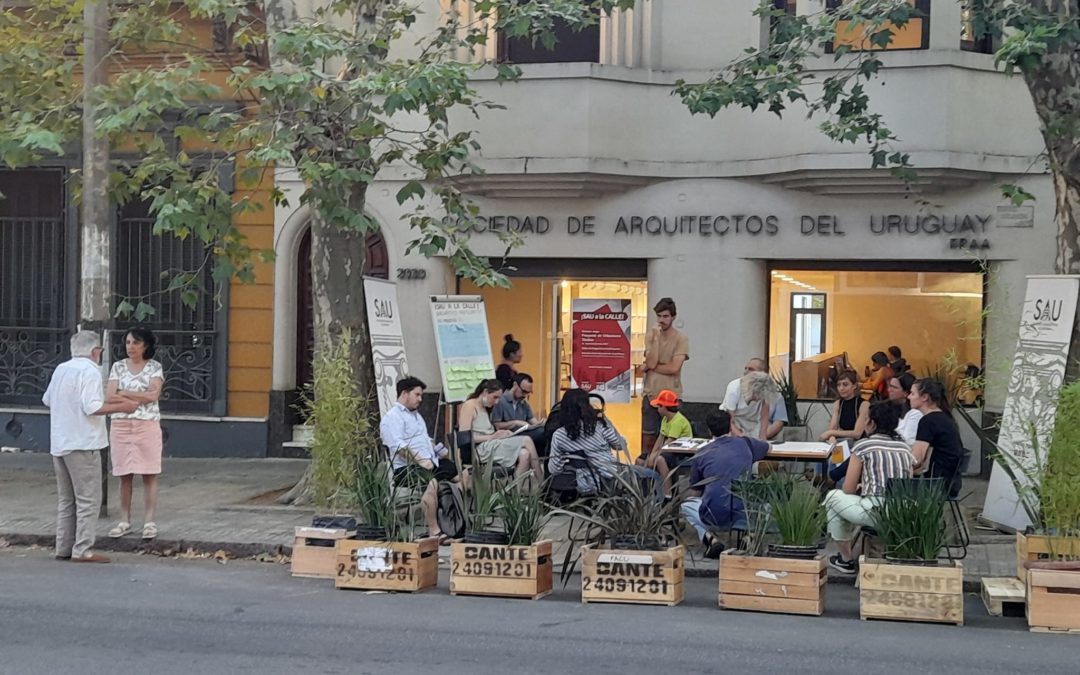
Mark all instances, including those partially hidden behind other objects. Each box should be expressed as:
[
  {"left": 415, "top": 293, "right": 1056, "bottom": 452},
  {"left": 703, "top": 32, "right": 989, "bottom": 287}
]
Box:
[
  {"left": 429, "top": 295, "right": 495, "bottom": 403},
  {"left": 571, "top": 298, "right": 632, "bottom": 403},
  {"left": 363, "top": 277, "right": 410, "bottom": 416},
  {"left": 982, "top": 275, "right": 1080, "bottom": 531}
]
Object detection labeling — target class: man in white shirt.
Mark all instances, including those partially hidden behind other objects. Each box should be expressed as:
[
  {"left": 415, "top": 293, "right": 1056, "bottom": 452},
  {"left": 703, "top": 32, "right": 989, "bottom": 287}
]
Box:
[
  {"left": 42, "top": 331, "right": 138, "bottom": 563},
  {"left": 379, "top": 377, "right": 456, "bottom": 542},
  {"left": 720, "top": 358, "right": 786, "bottom": 440}
]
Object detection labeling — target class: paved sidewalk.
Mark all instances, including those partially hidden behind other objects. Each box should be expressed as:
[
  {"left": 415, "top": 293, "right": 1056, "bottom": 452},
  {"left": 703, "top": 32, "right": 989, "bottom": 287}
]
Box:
[
  {"left": 0, "top": 451, "right": 1018, "bottom": 585},
  {"left": 0, "top": 452, "right": 313, "bottom": 556}
]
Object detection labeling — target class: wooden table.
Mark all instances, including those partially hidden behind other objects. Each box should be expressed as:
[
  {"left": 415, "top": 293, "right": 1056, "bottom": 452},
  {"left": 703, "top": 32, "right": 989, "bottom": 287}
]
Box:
[{"left": 661, "top": 439, "right": 832, "bottom": 475}]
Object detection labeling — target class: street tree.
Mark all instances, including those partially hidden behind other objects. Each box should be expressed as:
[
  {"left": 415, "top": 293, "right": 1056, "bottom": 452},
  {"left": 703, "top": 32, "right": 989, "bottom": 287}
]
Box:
[{"left": 0, "top": 0, "right": 640, "bottom": 504}]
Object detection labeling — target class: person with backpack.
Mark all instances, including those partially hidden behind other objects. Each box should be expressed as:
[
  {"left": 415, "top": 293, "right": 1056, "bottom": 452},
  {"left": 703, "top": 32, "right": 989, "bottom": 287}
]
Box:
[{"left": 380, "top": 376, "right": 459, "bottom": 544}]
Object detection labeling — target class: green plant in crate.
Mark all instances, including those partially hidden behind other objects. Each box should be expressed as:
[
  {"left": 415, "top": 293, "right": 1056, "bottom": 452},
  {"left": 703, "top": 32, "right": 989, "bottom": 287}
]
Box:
[
  {"left": 499, "top": 475, "right": 551, "bottom": 546},
  {"left": 770, "top": 474, "right": 826, "bottom": 547},
  {"left": 732, "top": 474, "right": 776, "bottom": 556},
  {"left": 465, "top": 461, "right": 503, "bottom": 535},
  {"left": 1042, "top": 382, "right": 1080, "bottom": 545},
  {"left": 872, "top": 478, "right": 947, "bottom": 562},
  {"left": 305, "top": 328, "right": 381, "bottom": 513}
]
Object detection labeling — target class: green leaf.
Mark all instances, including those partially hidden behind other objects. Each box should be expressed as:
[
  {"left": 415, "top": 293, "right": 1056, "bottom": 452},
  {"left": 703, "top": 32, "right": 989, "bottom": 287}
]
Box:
[
  {"left": 114, "top": 299, "right": 135, "bottom": 318},
  {"left": 180, "top": 289, "right": 199, "bottom": 309},
  {"left": 134, "top": 302, "right": 157, "bottom": 322},
  {"left": 396, "top": 181, "right": 425, "bottom": 205}
]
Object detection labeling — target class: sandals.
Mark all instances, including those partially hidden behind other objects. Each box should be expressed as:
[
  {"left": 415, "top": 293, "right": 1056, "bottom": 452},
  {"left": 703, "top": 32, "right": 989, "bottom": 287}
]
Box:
[
  {"left": 142, "top": 522, "right": 158, "bottom": 540},
  {"left": 108, "top": 521, "right": 132, "bottom": 538}
]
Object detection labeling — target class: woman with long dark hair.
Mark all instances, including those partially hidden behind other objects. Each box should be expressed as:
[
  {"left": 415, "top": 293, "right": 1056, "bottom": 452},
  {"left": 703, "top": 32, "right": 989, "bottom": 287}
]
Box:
[
  {"left": 106, "top": 327, "right": 165, "bottom": 540},
  {"left": 547, "top": 389, "right": 627, "bottom": 496},
  {"left": 909, "top": 378, "right": 965, "bottom": 496},
  {"left": 886, "top": 372, "right": 921, "bottom": 445},
  {"left": 458, "top": 379, "right": 540, "bottom": 479}
]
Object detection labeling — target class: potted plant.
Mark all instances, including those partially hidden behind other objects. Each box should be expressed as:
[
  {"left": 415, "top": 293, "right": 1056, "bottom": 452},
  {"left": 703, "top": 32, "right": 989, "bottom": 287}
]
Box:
[
  {"left": 463, "top": 461, "right": 510, "bottom": 545},
  {"left": 720, "top": 474, "right": 828, "bottom": 616},
  {"left": 558, "top": 471, "right": 687, "bottom": 606},
  {"left": 450, "top": 473, "right": 554, "bottom": 600},
  {"left": 1017, "top": 382, "right": 1080, "bottom": 632},
  {"left": 858, "top": 478, "right": 964, "bottom": 625},
  {"left": 773, "top": 370, "right": 811, "bottom": 442},
  {"left": 334, "top": 448, "right": 439, "bottom": 592}
]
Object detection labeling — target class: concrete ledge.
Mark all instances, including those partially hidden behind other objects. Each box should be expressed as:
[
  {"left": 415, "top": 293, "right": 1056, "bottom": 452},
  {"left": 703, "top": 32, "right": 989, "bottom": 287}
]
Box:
[{"left": 1, "top": 532, "right": 292, "bottom": 560}]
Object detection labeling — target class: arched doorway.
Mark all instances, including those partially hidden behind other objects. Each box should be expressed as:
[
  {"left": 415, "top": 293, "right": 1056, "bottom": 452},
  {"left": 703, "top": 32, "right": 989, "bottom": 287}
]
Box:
[{"left": 295, "top": 226, "right": 389, "bottom": 389}]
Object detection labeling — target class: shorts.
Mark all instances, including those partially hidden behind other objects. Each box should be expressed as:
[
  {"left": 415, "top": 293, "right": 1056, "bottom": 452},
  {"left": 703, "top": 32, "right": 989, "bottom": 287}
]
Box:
[
  {"left": 393, "top": 458, "right": 459, "bottom": 487},
  {"left": 641, "top": 397, "right": 661, "bottom": 436}
]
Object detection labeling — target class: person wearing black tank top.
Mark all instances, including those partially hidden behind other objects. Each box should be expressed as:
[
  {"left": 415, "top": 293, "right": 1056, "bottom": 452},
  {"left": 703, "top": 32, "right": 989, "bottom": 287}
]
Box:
[
  {"left": 820, "top": 370, "right": 869, "bottom": 482},
  {"left": 819, "top": 370, "right": 869, "bottom": 443}
]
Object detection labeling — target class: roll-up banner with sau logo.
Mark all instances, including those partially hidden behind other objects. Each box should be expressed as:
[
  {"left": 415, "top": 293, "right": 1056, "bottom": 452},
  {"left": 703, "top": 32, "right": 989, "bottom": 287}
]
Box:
[
  {"left": 981, "top": 275, "right": 1080, "bottom": 531},
  {"left": 571, "top": 298, "right": 632, "bottom": 403},
  {"left": 364, "top": 277, "right": 410, "bottom": 416}
]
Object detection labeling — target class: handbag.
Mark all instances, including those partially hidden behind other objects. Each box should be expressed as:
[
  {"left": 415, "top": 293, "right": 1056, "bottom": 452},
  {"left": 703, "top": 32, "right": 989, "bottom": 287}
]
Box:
[{"left": 454, "top": 429, "right": 473, "bottom": 449}]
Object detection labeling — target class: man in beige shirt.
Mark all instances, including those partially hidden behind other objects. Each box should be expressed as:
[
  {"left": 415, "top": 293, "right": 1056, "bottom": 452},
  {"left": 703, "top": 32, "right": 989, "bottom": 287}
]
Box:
[{"left": 640, "top": 297, "right": 690, "bottom": 458}]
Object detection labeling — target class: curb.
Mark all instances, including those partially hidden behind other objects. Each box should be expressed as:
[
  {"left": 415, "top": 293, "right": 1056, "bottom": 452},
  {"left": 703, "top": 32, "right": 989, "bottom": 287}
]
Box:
[{"left": 1, "top": 532, "right": 291, "bottom": 560}]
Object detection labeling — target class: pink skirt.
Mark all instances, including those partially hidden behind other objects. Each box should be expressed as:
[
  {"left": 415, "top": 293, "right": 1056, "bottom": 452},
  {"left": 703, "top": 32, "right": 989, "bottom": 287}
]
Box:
[{"left": 110, "top": 419, "right": 163, "bottom": 476}]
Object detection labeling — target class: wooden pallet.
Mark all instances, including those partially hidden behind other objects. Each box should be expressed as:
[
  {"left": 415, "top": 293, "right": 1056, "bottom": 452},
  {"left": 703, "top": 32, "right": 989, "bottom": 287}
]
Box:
[
  {"left": 1016, "top": 532, "right": 1080, "bottom": 581},
  {"left": 858, "top": 557, "right": 964, "bottom": 625},
  {"left": 334, "top": 538, "right": 439, "bottom": 592},
  {"left": 980, "top": 577, "right": 1026, "bottom": 617},
  {"left": 291, "top": 527, "right": 355, "bottom": 579},
  {"left": 1027, "top": 569, "right": 1080, "bottom": 633},
  {"left": 581, "top": 544, "right": 684, "bottom": 606},
  {"left": 449, "top": 540, "right": 553, "bottom": 600},
  {"left": 718, "top": 551, "right": 826, "bottom": 616}
]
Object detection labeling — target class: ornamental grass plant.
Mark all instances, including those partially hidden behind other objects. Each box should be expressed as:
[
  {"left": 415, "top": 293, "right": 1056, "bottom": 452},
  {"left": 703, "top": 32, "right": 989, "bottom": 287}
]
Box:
[{"left": 872, "top": 478, "right": 948, "bottom": 562}]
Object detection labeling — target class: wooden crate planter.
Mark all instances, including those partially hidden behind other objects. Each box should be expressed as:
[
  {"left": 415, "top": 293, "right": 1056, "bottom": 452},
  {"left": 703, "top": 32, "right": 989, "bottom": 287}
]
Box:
[
  {"left": 1027, "top": 569, "right": 1080, "bottom": 634},
  {"left": 580, "top": 544, "right": 684, "bottom": 606},
  {"left": 291, "top": 526, "right": 355, "bottom": 579},
  {"left": 449, "top": 540, "right": 553, "bottom": 600},
  {"left": 858, "top": 557, "right": 964, "bottom": 625},
  {"left": 1016, "top": 532, "right": 1080, "bottom": 581},
  {"left": 334, "top": 538, "right": 439, "bottom": 592},
  {"left": 718, "top": 551, "right": 826, "bottom": 616}
]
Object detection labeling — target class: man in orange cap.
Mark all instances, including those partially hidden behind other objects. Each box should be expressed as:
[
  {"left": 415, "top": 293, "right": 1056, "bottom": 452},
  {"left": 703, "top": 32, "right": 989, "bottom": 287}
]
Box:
[{"left": 637, "top": 389, "right": 693, "bottom": 496}]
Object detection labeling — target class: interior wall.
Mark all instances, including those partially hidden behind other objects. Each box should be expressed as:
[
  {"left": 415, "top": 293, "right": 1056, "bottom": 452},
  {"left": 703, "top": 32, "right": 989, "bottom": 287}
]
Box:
[{"left": 462, "top": 278, "right": 552, "bottom": 408}]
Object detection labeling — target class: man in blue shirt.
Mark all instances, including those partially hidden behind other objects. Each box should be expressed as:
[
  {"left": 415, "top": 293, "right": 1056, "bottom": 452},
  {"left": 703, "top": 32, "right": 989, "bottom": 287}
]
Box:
[
  {"left": 491, "top": 373, "right": 547, "bottom": 457},
  {"left": 680, "top": 410, "right": 770, "bottom": 558}
]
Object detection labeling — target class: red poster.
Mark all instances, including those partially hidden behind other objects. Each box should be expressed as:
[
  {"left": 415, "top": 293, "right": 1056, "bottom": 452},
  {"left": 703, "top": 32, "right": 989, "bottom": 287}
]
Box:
[{"left": 571, "top": 298, "right": 632, "bottom": 403}]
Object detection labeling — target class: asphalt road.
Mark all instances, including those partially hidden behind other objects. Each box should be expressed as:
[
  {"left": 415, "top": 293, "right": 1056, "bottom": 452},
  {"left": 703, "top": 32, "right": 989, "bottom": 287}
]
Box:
[{"left": 0, "top": 548, "right": 1074, "bottom": 675}]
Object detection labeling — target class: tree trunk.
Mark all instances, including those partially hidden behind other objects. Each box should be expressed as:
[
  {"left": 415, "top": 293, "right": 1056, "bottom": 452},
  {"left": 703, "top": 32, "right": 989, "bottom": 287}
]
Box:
[
  {"left": 1022, "top": 28, "right": 1080, "bottom": 382},
  {"left": 278, "top": 184, "right": 379, "bottom": 506}
]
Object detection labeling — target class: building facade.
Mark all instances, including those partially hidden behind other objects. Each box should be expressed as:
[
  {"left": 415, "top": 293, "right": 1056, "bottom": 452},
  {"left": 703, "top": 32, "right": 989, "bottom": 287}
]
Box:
[
  {"left": 269, "top": 0, "right": 1053, "bottom": 457},
  {"left": 1, "top": 8, "right": 276, "bottom": 455},
  {"left": 2, "top": 1, "right": 1052, "bottom": 459}
]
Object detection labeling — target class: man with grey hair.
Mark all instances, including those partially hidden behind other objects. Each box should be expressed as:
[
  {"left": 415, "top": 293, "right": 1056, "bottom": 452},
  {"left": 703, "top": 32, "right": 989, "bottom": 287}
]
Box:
[
  {"left": 720, "top": 358, "right": 787, "bottom": 440},
  {"left": 42, "top": 330, "right": 138, "bottom": 563}
]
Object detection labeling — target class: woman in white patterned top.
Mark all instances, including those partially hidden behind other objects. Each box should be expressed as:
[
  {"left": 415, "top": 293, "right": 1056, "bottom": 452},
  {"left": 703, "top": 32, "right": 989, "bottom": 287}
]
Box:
[{"left": 106, "top": 328, "right": 165, "bottom": 540}]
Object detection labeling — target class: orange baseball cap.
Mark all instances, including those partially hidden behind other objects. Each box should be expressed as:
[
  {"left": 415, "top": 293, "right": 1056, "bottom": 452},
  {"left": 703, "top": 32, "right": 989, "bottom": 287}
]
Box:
[{"left": 650, "top": 390, "right": 679, "bottom": 407}]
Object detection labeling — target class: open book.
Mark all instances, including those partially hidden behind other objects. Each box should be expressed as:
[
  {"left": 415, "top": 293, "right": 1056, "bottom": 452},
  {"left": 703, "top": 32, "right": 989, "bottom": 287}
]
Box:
[{"left": 510, "top": 422, "right": 541, "bottom": 436}]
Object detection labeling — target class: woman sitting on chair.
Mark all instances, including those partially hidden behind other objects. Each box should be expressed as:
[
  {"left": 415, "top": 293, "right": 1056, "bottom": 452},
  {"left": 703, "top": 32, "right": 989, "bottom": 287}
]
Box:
[
  {"left": 548, "top": 389, "right": 660, "bottom": 497},
  {"left": 823, "top": 401, "right": 914, "bottom": 574},
  {"left": 458, "top": 379, "right": 541, "bottom": 480}
]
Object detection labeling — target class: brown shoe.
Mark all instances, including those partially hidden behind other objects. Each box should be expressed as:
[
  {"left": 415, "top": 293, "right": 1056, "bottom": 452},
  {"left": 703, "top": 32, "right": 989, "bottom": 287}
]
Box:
[{"left": 71, "top": 553, "right": 111, "bottom": 564}]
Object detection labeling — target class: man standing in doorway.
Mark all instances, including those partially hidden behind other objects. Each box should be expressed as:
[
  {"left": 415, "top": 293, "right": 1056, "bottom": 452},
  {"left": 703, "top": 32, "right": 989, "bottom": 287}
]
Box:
[
  {"left": 43, "top": 330, "right": 139, "bottom": 563},
  {"left": 640, "top": 297, "right": 689, "bottom": 458}
]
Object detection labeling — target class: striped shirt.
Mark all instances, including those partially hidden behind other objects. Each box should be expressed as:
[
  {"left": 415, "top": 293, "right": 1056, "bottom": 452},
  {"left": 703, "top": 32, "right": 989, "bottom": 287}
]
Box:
[
  {"left": 852, "top": 434, "right": 914, "bottom": 497},
  {"left": 547, "top": 422, "right": 627, "bottom": 495}
]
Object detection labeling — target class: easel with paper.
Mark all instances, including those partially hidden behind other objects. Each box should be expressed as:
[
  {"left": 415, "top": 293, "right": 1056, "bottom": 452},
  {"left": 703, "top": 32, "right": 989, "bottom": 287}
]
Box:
[{"left": 429, "top": 295, "right": 495, "bottom": 403}]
